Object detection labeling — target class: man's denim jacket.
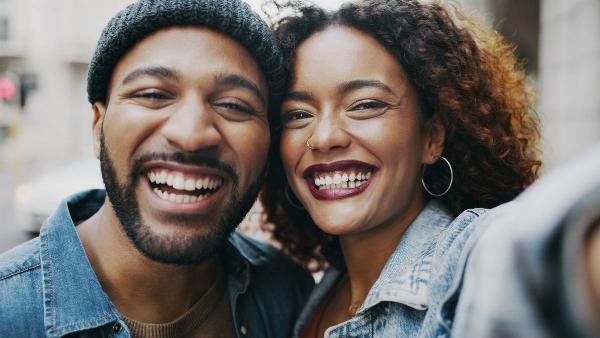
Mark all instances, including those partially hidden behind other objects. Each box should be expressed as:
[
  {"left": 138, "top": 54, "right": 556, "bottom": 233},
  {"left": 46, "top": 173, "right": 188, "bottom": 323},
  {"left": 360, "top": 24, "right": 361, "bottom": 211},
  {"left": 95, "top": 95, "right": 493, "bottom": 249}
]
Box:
[
  {"left": 293, "top": 200, "right": 486, "bottom": 338},
  {"left": 0, "top": 189, "right": 314, "bottom": 338}
]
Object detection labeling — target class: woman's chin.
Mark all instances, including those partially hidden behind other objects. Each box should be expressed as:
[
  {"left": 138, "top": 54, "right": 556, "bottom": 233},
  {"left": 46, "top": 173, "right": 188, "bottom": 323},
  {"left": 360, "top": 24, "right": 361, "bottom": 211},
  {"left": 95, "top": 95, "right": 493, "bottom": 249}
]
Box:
[{"left": 311, "top": 215, "right": 366, "bottom": 236}]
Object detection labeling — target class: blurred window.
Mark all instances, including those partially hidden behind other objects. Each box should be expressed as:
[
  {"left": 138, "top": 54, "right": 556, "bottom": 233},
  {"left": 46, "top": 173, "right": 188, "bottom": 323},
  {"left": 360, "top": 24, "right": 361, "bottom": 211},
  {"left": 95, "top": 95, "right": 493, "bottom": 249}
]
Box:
[{"left": 0, "top": 16, "right": 7, "bottom": 41}]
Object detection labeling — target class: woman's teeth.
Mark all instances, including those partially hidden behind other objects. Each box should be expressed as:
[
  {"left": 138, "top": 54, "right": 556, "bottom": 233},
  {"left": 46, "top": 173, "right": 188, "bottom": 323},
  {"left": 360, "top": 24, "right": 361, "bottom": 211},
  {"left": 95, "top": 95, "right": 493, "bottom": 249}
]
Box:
[
  {"left": 146, "top": 170, "right": 223, "bottom": 204},
  {"left": 313, "top": 170, "right": 372, "bottom": 190}
]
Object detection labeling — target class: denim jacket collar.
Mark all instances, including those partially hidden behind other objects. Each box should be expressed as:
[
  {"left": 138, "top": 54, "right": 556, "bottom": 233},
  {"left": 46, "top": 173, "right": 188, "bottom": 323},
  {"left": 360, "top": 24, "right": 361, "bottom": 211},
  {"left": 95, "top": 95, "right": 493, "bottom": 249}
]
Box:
[
  {"left": 40, "top": 190, "right": 119, "bottom": 337},
  {"left": 293, "top": 200, "right": 453, "bottom": 338},
  {"left": 38, "top": 189, "right": 271, "bottom": 337},
  {"left": 357, "top": 200, "right": 453, "bottom": 314}
]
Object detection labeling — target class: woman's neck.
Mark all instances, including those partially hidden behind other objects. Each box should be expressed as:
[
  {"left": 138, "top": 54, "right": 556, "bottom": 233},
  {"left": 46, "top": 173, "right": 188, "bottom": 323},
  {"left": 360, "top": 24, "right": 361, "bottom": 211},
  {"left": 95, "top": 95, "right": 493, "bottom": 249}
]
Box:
[{"left": 338, "top": 197, "right": 425, "bottom": 312}]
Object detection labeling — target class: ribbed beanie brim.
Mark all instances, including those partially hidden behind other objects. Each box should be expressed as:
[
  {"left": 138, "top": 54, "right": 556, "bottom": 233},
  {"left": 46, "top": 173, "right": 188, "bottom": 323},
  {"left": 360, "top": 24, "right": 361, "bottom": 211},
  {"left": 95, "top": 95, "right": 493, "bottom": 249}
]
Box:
[{"left": 87, "top": 0, "right": 284, "bottom": 113}]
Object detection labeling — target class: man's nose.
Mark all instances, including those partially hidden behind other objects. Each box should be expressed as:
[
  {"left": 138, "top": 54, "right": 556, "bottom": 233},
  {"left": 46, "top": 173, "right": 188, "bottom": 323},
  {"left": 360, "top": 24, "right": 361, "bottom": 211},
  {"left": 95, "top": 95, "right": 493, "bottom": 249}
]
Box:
[{"left": 160, "top": 96, "right": 223, "bottom": 152}]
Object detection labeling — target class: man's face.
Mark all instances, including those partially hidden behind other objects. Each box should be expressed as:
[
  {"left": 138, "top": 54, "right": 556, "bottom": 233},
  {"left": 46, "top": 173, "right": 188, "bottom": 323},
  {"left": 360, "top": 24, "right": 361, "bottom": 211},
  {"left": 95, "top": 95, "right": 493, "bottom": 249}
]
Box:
[{"left": 93, "top": 27, "right": 270, "bottom": 265}]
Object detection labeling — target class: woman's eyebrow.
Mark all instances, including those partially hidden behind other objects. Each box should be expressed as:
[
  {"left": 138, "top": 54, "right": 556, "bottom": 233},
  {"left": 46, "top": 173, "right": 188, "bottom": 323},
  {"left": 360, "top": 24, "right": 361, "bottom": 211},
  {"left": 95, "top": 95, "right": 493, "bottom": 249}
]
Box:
[
  {"left": 337, "top": 79, "right": 394, "bottom": 95},
  {"left": 284, "top": 91, "right": 314, "bottom": 102}
]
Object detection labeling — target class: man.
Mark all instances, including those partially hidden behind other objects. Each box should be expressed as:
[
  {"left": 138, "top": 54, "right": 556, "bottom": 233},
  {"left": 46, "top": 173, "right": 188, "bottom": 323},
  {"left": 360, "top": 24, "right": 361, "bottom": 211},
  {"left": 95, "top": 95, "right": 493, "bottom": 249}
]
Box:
[{"left": 0, "top": 0, "right": 313, "bottom": 337}]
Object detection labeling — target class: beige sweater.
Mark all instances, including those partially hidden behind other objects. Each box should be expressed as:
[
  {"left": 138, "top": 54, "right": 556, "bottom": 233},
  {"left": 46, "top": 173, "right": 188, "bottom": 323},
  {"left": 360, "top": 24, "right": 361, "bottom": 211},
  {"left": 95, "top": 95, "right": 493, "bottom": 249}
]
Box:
[{"left": 123, "top": 268, "right": 235, "bottom": 338}]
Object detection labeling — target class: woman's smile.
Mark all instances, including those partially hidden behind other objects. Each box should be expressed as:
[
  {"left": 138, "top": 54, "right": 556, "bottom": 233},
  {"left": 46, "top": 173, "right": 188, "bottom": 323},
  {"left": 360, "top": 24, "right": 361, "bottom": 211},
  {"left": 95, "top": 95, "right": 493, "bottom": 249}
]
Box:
[{"left": 303, "top": 160, "right": 377, "bottom": 200}]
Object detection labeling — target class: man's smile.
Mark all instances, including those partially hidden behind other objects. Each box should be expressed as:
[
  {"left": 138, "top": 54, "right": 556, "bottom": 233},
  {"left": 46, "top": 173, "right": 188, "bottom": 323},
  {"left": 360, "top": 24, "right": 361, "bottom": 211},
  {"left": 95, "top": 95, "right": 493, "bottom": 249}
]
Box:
[{"left": 146, "top": 168, "right": 224, "bottom": 204}]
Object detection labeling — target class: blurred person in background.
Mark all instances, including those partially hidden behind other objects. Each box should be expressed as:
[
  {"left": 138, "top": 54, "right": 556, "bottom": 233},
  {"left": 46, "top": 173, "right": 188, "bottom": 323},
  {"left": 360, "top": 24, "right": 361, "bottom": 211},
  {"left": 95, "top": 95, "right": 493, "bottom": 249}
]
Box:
[
  {"left": 0, "top": 0, "right": 312, "bottom": 337},
  {"left": 261, "top": 0, "right": 541, "bottom": 337},
  {"left": 452, "top": 142, "right": 600, "bottom": 338}
]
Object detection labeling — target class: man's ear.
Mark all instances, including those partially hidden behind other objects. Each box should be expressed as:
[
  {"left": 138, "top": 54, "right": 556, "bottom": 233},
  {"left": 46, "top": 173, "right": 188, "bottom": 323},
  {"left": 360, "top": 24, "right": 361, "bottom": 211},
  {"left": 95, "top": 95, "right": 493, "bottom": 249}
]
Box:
[
  {"left": 92, "top": 102, "right": 106, "bottom": 159},
  {"left": 422, "top": 116, "right": 446, "bottom": 165}
]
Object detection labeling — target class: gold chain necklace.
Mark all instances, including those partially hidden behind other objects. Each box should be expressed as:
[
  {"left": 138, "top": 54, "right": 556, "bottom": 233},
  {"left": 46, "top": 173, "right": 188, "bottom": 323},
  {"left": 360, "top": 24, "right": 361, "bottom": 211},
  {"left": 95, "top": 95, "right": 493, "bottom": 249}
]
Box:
[
  {"left": 348, "top": 302, "right": 362, "bottom": 317},
  {"left": 342, "top": 274, "right": 364, "bottom": 317}
]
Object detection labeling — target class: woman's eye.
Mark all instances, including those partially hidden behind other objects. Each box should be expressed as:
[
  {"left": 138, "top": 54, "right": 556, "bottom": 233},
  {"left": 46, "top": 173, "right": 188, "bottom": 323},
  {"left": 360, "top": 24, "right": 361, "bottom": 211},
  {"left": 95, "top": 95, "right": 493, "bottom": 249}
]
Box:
[
  {"left": 350, "top": 100, "right": 389, "bottom": 111},
  {"left": 281, "top": 110, "right": 313, "bottom": 128},
  {"left": 346, "top": 100, "right": 391, "bottom": 120},
  {"left": 282, "top": 110, "right": 311, "bottom": 122}
]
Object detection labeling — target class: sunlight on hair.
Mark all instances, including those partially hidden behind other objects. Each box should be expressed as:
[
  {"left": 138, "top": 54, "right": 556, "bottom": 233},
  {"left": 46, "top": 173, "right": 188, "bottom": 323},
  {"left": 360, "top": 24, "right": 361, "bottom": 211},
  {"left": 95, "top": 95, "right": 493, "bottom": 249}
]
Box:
[{"left": 245, "top": 0, "right": 346, "bottom": 17}]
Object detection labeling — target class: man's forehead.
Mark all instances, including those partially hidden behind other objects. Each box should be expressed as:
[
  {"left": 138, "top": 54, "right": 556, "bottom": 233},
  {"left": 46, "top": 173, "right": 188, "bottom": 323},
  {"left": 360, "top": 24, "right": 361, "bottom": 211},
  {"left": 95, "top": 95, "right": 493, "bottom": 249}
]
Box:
[{"left": 109, "top": 27, "right": 268, "bottom": 94}]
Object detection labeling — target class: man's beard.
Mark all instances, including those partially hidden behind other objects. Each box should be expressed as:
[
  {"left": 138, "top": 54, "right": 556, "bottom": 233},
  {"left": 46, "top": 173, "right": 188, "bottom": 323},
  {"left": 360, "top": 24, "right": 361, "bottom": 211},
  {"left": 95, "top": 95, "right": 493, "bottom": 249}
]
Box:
[{"left": 99, "top": 133, "right": 264, "bottom": 265}]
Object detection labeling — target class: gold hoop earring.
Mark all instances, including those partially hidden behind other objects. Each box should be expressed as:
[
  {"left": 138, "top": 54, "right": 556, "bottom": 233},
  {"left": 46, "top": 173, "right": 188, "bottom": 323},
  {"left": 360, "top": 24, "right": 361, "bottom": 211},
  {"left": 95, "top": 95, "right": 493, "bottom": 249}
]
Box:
[{"left": 421, "top": 156, "right": 453, "bottom": 197}]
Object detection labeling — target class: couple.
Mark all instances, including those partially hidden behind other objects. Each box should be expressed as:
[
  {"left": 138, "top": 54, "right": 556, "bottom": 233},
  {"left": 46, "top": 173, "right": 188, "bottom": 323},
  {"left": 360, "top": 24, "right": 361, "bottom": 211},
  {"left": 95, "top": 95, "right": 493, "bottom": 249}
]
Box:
[{"left": 0, "top": 0, "right": 566, "bottom": 337}]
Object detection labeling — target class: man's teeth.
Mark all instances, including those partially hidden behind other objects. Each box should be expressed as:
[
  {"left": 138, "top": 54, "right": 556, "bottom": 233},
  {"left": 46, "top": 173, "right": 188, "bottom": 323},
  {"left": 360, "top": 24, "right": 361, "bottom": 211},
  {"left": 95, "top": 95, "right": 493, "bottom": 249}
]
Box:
[
  {"left": 148, "top": 171, "right": 222, "bottom": 191},
  {"left": 314, "top": 170, "right": 372, "bottom": 190},
  {"left": 153, "top": 188, "right": 208, "bottom": 203},
  {"left": 146, "top": 170, "right": 223, "bottom": 203}
]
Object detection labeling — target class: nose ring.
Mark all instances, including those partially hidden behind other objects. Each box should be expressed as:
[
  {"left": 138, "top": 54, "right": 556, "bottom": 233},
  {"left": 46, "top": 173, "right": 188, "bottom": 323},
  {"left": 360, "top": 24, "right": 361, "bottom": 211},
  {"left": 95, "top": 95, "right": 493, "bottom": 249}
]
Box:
[{"left": 306, "top": 138, "right": 314, "bottom": 151}]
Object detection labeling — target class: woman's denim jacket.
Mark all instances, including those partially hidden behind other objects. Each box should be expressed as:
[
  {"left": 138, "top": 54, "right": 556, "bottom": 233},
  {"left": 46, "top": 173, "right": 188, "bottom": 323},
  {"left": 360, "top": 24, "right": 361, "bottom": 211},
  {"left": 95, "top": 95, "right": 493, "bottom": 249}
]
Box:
[{"left": 293, "top": 200, "right": 486, "bottom": 338}]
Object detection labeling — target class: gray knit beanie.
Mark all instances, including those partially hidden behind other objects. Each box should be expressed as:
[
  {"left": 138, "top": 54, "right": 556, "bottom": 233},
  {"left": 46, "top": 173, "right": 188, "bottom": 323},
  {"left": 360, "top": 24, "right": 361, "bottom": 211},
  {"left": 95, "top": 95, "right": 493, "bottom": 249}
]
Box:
[{"left": 87, "top": 0, "right": 284, "bottom": 111}]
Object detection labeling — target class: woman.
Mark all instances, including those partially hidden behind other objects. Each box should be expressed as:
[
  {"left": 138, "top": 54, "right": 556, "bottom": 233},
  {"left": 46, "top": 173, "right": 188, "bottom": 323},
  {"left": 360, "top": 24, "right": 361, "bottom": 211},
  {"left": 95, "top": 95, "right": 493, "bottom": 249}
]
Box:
[{"left": 261, "top": 0, "right": 541, "bottom": 337}]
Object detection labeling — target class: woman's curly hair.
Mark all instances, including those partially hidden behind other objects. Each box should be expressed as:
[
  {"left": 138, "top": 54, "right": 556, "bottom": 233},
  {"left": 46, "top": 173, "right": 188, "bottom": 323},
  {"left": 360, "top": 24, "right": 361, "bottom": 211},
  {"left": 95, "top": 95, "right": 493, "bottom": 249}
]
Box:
[{"left": 260, "top": 0, "right": 541, "bottom": 271}]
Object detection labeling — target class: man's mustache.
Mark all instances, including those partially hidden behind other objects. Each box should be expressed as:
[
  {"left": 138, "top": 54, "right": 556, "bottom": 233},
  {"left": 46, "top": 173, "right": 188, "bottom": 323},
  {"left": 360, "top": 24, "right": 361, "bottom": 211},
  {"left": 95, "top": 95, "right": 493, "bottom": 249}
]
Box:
[{"left": 131, "top": 152, "right": 238, "bottom": 186}]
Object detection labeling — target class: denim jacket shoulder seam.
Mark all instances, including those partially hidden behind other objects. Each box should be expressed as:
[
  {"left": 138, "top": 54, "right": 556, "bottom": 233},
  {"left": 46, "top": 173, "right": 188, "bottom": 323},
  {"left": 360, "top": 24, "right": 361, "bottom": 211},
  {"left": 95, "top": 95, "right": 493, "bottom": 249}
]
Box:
[
  {"left": 434, "top": 211, "right": 491, "bottom": 333},
  {"left": 41, "top": 227, "right": 56, "bottom": 335},
  {"left": 436, "top": 208, "right": 486, "bottom": 250},
  {"left": 466, "top": 208, "right": 487, "bottom": 217},
  {"left": 0, "top": 262, "right": 41, "bottom": 281}
]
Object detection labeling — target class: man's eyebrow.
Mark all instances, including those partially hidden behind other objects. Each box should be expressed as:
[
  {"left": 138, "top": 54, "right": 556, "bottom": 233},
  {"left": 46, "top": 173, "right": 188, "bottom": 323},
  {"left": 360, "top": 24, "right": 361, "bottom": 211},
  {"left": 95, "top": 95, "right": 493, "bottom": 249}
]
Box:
[
  {"left": 337, "top": 79, "right": 394, "bottom": 95},
  {"left": 121, "top": 66, "right": 179, "bottom": 85},
  {"left": 284, "top": 91, "right": 314, "bottom": 102},
  {"left": 215, "top": 74, "right": 266, "bottom": 105}
]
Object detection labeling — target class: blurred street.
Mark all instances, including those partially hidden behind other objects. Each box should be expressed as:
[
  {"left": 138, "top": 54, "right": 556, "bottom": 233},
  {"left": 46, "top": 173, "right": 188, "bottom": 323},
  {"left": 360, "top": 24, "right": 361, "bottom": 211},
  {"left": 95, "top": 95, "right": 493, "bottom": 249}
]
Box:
[
  {"left": 0, "top": 166, "right": 32, "bottom": 253},
  {"left": 1, "top": 0, "right": 599, "bottom": 253}
]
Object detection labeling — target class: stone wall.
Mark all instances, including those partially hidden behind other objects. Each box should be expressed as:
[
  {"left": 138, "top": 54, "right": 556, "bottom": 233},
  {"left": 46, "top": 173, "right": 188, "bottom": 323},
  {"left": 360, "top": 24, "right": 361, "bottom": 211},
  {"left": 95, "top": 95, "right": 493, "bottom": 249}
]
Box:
[{"left": 538, "top": 0, "right": 600, "bottom": 168}]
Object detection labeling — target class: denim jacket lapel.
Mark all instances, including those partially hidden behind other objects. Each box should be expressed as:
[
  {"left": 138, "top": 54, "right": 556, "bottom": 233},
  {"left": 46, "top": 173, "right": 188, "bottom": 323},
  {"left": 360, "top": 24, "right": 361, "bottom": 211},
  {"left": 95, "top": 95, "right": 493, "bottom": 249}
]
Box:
[
  {"left": 39, "top": 190, "right": 121, "bottom": 337},
  {"left": 359, "top": 200, "right": 453, "bottom": 314}
]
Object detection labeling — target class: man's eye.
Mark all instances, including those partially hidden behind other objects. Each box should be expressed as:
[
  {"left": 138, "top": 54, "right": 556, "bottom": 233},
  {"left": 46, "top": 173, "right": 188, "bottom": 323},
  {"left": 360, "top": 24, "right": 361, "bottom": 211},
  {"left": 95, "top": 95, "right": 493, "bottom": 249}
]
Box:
[
  {"left": 213, "top": 101, "right": 254, "bottom": 115},
  {"left": 132, "top": 91, "right": 171, "bottom": 101},
  {"left": 212, "top": 99, "right": 259, "bottom": 122}
]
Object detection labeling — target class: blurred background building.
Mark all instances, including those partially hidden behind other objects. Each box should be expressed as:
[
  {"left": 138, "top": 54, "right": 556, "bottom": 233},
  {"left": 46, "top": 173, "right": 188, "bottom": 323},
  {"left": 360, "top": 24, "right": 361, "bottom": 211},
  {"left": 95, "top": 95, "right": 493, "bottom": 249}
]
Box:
[{"left": 1, "top": 0, "right": 599, "bottom": 252}]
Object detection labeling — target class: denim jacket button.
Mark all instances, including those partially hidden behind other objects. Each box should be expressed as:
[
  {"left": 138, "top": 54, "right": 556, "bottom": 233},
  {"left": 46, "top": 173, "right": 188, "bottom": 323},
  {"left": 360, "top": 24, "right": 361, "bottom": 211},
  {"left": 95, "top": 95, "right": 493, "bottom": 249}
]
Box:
[
  {"left": 112, "top": 322, "right": 122, "bottom": 333},
  {"left": 240, "top": 325, "right": 248, "bottom": 335}
]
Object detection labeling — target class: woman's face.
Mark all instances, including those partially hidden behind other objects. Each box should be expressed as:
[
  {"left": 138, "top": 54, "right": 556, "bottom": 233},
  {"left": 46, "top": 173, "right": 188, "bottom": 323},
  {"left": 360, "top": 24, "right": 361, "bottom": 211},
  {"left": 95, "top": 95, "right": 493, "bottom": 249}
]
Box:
[{"left": 280, "top": 26, "right": 443, "bottom": 236}]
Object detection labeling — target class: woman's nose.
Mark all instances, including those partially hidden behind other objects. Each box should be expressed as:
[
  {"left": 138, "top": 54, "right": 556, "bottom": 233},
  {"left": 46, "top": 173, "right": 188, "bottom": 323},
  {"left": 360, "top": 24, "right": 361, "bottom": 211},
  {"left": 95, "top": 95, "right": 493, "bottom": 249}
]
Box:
[{"left": 307, "top": 114, "right": 351, "bottom": 153}]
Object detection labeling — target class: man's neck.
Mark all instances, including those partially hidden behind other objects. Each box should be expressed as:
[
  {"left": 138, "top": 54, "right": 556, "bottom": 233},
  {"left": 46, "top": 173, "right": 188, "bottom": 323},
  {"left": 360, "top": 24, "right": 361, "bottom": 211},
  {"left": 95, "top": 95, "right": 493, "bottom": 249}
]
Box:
[{"left": 76, "top": 200, "right": 220, "bottom": 324}]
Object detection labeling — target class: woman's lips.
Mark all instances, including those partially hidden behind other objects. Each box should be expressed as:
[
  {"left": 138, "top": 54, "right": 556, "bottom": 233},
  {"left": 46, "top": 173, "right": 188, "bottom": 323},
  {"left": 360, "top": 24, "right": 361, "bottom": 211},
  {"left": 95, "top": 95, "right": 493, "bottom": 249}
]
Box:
[{"left": 303, "top": 160, "right": 376, "bottom": 201}]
